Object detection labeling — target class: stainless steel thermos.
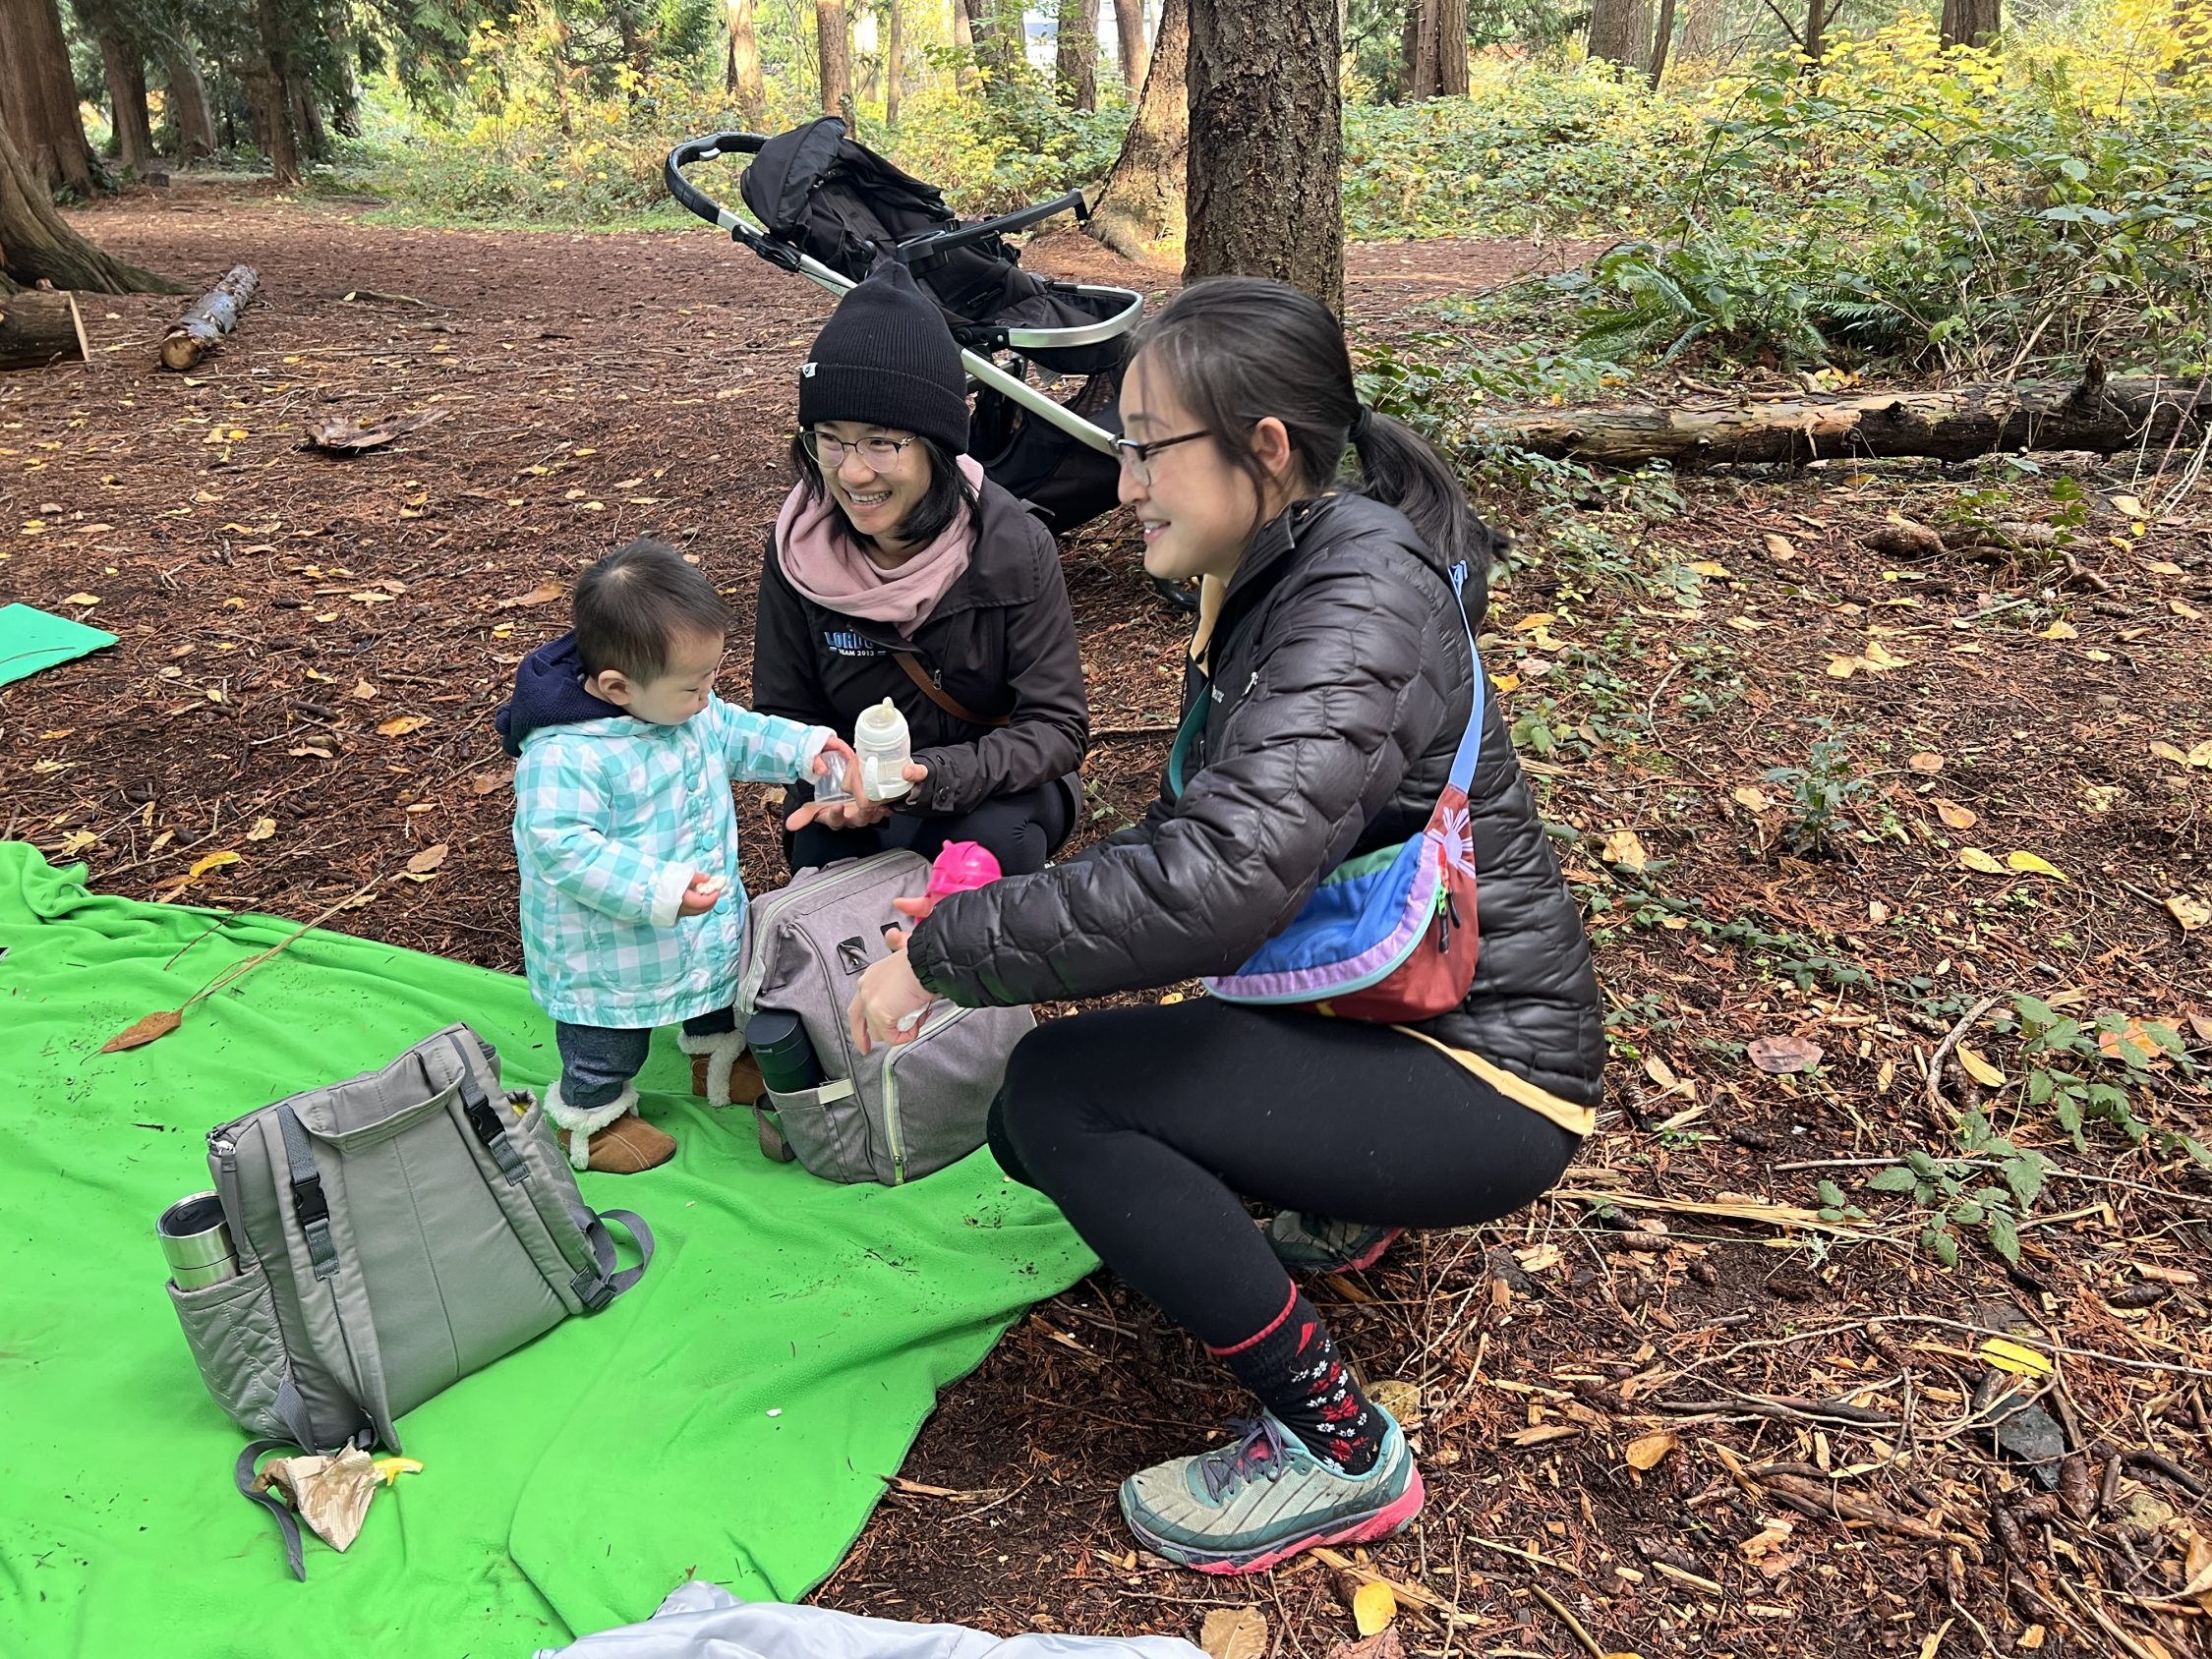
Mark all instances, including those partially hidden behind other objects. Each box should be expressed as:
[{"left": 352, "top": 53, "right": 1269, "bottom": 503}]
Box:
[{"left": 158, "top": 1191, "right": 237, "bottom": 1289}]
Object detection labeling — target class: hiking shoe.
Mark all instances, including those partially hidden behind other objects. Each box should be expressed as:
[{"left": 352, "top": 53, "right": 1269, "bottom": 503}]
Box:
[
  {"left": 1118, "top": 1411, "right": 1423, "bottom": 1574},
  {"left": 1263, "top": 1213, "right": 1404, "bottom": 1274}
]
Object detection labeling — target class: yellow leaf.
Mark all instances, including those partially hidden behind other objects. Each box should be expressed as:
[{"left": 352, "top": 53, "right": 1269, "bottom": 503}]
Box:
[
  {"left": 58, "top": 830, "right": 99, "bottom": 856},
  {"left": 1725, "top": 615, "right": 1769, "bottom": 631},
  {"left": 1955, "top": 1044, "right": 2005, "bottom": 1088},
  {"left": 1763, "top": 533, "right": 1798, "bottom": 560},
  {"left": 2166, "top": 895, "right": 2211, "bottom": 933},
  {"left": 1491, "top": 671, "right": 1522, "bottom": 693},
  {"left": 1860, "top": 640, "right": 1912, "bottom": 670},
  {"left": 1625, "top": 1431, "right": 1678, "bottom": 1470},
  {"left": 63, "top": 591, "right": 100, "bottom": 606},
  {"left": 1687, "top": 559, "right": 1731, "bottom": 577},
  {"left": 1825, "top": 656, "right": 1862, "bottom": 678},
  {"left": 378, "top": 715, "right": 431, "bottom": 736},
  {"left": 188, "top": 850, "right": 240, "bottom": 879},
  {"left": 349, "top": 591, "right": 394, "bottom": 604},
  {"left": 2038, "top": 619, "right": 2077, "bottom": 640},
  {"left": 2005, "top": 851, "right": 2067, "bottom": 881},
  {"left": 1601, "top": 828, "right": 1650, "bottom": 873},
  {"left": 2175, "top": 599, "right": 2203, "bottom": 621},
  {"left": 1512, "top": 612, "right": 1558, "bottom": 631},
  {"left": 1908, "top": 751, "right": 1945, "bottom": 773},
  {"left": 1352, "top": 1579, "right": 1398, "bottom": 1636},
  {"left": 1978, "top": 1337, "right": 2053, "bottom": 1379},
  {"left": 1934, "top": 797, "right": 1978, "bottom": 830},
  {"left": 2109, "top": 493, "right": 2145, "bottom": 518},
  {"left": 2151, "top": 741, "right": 2192, "bottom": 767},
  {"left": 1959, "top": 848, "right": 2004, "bottom": 874},
  {"left": 246, "top": 817, "right": 277, "bottom": 841},
  {"left": 2189, "top": 740, "right": 2212, "bottom": 769},
  {"left": 1731, "top": 784, "right": 1773, "bottom": 812}
]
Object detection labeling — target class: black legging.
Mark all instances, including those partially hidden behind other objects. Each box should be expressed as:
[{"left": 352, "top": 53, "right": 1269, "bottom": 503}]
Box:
[
  {"left": 781, "top": 777, "right": 1073, "bottom": 878},
  {"left": 988, "top": 999, "right": 1582, "bottom": 1348}
]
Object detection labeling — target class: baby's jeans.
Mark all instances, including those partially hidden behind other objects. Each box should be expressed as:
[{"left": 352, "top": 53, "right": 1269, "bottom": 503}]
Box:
[{"left": 553, "top": 1006, "right": 736, "bottom": 1108}]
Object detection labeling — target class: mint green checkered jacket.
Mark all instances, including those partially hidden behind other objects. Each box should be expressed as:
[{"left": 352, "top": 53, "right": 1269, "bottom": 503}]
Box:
[{"left": 512, "top": 697, "right": 828, "bottom": 1028}]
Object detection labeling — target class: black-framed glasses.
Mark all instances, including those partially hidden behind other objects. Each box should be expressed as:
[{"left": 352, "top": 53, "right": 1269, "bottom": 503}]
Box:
[
  {"left": 1111, "top": 429, "right": 1208, "bottom": 486},
  {"left": 803, "top": 430, "right": 919, "bottom": 474}
]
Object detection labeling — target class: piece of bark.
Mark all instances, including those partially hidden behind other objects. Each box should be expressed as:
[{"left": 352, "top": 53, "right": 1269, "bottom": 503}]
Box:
[
  {"left": 0, "top": 290, "right": 89, "bottom": 371},
  {"left": 160, "top": 263, "right": 260, "bottom": 372},
  {"left": 304, "top": 407, "right": 445, "bottom": 454}
]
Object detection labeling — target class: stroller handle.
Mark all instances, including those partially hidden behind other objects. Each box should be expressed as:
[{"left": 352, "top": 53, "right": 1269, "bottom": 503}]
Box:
[{"left": 664, "top": 133, "right": 776, "bottom": 250}]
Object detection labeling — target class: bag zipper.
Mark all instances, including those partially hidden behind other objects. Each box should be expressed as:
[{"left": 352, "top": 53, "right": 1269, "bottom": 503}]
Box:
[{"left": 878, "top": 1003, "right": 965, "bottom": 1185}]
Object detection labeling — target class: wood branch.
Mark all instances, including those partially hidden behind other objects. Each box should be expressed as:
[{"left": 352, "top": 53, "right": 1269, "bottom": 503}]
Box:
[
  {"left": 0, "top": 290, "right": 88, "bottom": 371},
  {"left": 161, "top": 264, "right": 259, "bottom": 371},
  {"left": 1464, "top": 372, "right": 2210, "bottom": 467}
]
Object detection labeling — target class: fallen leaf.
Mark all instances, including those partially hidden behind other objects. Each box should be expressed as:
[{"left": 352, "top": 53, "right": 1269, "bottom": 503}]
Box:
[
  {"left": 1731, "top": 784, "right": 1774, "bottom": 812},
  {"left": 63, "top": 591, "right": 100, "bottom": 606},
  {"left": 1512, "top": 612, "right": 1558, "bottom": 632},
  {"left": 2038, "top": 619, "right": 2078, "bottom": 640},
  {"left": 1955, "top": 1044, "right": 2006, "bottom": 1088},
  {"left": 1625, "top": 1431, "right": 1678, "bottom": 1470},
  {"left": 350, "top": 678, "right": 377, "bottom": 700},
  {"left": 2005, "top": 850, "right": 2067, "bottom": 881},
  {"left": 101, "top": 1008, "right": 183, "bottom": 1053},
  {"left": 1601, "top": 828, "right": 1650, "bottom": 873},
  {"left": 2175, "top": 599, "right": 2204, "bottom": 621},
  {"left": 1978, "top": 1337, "right": 2054, "bottom": 1379},
  {"left": 1908, "top": 751, "right": 1945, "bottom": 772},
  {"left": 1860, "top": 639, "right": 1912, "bottom": 670},
  {"left": 304, "top": 407, "right": 445, "bottom": 453},
  {"left": 1200, "top": 1606, "right": 1268, "bottom": 1659},
  {"left": 187, "top": 850, "right": 240, "bottom": 879},
  {"left": 1643, "top": 1054, "right": 1681, "bottom": 1091},
  {"left": 246, "top": 817, "right": 277, "bottom": 841},
  {"left": 497, "top": 581, "right": 565, "bottom": 609},
  {"left": 470, "top": 771, "right": 511, "bottom": 795},
  {"left": 1959, "top": 847, "right": 2005, "bottom": 874},
  {"left": 1934, "top": 797, "right": 1978, "bottom": 830},
  {"left": 2150, "top": 740, "right": 2192, "bottom": 767},
  {"left": 1368, "top": 1378, "right": 1423, "bottom": 1423},
  {"left": 406, "top": 842, "right": 449, "bottom": 876},
  {"left": 2191, "top": 740, "right": 2212, "bottom": 768},
  {"left": 1352, "top": 1581, "right": 1397, "bottom": 1636},
  {"left": 378, "top": 715, "right": 430, "bottom": 736},
  {"left": 1825, "top": 656, "right": 1862, "bottom": 679},
  {"left": 2167, "top": 894, "right": 2211, "bottom": 933},
  {"left": 1509, "top": 1424, "right": 1583, "bottom": 1446},
  {"left": 1764, "top": 533, "right": 1797, "bottom": 560},
  {"left": 1687, "top": 559, "right": 1731, "bottom": 578},
  {"left": 2109, "top": 493, "right": 2146, "bottom": 518},
  {"left": 1747, "top": 1035, "right": 1824, "bottom": 1074}
]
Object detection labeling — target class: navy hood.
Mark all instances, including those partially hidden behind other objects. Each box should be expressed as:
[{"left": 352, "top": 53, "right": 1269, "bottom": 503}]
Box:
[{"left": 495, "top": 632, "right": 626, "bottom": 758}]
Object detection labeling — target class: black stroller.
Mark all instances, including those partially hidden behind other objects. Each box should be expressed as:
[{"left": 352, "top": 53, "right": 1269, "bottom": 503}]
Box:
[{"left": 665, "top": 117, "right": 1144, "bottom": 543}]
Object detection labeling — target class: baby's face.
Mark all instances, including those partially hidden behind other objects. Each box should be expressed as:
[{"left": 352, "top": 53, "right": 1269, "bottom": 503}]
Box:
[{"left": 601, "top": 628, "right": 724, "bottom": 725}]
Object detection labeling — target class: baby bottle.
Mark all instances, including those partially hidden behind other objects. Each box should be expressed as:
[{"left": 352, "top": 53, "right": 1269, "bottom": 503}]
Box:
[{"left": 853, "top": 698, "right": 912, "bottom": 802}]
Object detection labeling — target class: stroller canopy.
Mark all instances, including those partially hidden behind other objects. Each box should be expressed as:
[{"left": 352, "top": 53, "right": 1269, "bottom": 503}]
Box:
[{"left": 739, "top": 117, "right": 1129, "bottom": 375}]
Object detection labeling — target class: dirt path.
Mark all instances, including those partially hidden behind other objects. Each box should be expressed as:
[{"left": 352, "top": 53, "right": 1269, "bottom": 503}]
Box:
[{"left": 7, "top": 186, "right": 2212, "bottom": 1659}]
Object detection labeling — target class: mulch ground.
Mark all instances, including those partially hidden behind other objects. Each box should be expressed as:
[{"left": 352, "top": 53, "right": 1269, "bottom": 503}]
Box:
[{"left": 7, "top": 180, "right": 2212, "bottom": 1659}]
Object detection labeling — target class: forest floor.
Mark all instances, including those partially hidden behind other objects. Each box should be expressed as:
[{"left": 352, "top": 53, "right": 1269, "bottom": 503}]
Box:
[{"left": 6, "top": 178, "right": 2212, "bottom": 1659}]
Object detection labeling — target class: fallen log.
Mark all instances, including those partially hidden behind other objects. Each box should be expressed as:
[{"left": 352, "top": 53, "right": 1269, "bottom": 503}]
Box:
[
  {"left": 0, "top": 291, "right": 89, "bottom": 371},
  {"left": 160, "top": 263, "right": 259, "bottom": 372},
  {"left": 1463, "top": 365, "right": 2208, "bottom": 467}
]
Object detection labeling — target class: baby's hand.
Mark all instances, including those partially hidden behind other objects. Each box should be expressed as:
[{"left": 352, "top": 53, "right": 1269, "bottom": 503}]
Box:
[
  {"left": 814, "top": 734, "right": 859, "bottom": 780},
  {"left": 678, "top": 872, "right": 726, "bottom": 917}
]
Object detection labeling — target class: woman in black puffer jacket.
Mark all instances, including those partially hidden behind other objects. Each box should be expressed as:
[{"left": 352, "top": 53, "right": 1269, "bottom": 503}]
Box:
[{"left": 849, "top": 278, "right": 1603, "bottom": 1575}]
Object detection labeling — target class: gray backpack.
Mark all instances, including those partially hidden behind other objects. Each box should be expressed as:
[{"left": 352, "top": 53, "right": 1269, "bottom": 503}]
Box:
[
  {"left": 737, "top": 851, "right": 1033, "bottom": 1185},
  {"left": 167, "top": 1023, "right": 652, "bottom": 1577}
]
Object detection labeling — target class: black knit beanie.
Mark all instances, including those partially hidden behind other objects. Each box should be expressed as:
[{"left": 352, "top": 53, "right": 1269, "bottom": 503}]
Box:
[{"left": 797, "top": 259, "right": 969, "bottom": 454}]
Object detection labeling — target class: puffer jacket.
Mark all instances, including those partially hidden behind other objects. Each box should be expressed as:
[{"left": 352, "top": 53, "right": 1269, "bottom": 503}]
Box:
[{"left": 905, "top": 491, "right": 1605, "bottom": 1109}]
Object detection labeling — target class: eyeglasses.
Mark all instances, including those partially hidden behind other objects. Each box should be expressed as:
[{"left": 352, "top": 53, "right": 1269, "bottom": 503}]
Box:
[
  {"left": 803, "top": 430, "right": 918, "bottom": 473},
  {"left": 1111, "top": 429, "right": 1207, "bottom": 486}
]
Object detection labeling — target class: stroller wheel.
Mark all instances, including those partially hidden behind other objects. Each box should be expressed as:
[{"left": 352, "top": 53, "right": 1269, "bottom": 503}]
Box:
[{"left": 1150, "top": 576, "right": 1201, "bottom": 614}]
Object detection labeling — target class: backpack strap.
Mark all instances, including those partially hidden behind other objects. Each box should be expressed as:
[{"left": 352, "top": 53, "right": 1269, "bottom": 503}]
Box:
[
  {"left": 274, "top": 1106, "right": 340, "bottom": 1283},
  {"left": 236, "top": 1376, "right": 374, "bottom": 1581},
  {"left": 1441, "top": 561, "right": 1488, "bottom": 796},
  {"left": 573, "top": 1209, "right": 655, "bottom": 1313},
  {"left": 894, "top": 650, "right": 1009, "bottom": 729},
  {"left": 446, "top": 1032, "right": 529, "bottom": 1186}
]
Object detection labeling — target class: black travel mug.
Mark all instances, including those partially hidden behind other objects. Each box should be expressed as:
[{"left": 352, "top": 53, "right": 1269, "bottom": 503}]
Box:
[{"left": 745, "top": 1009, "right": 822, "bottom": 1096}]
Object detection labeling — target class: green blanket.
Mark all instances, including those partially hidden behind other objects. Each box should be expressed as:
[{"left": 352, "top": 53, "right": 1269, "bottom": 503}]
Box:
[{"left": 0, "top": 845, "right": 1091, "bottom": 1657}]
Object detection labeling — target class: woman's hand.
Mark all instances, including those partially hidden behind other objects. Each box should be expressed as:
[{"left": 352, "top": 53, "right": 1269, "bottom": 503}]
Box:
[{"left": 847, "top": 924, "right": 938, "bottom": 1054}]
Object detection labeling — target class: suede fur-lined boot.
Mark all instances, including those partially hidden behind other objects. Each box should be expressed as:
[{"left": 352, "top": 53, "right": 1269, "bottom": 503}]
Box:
[
  {"left": 545, "top": 1079, "right": 675, "bottom": 1174},
  {"left": 677, "top": 1028, "right": 762, "bottom": 1108}
]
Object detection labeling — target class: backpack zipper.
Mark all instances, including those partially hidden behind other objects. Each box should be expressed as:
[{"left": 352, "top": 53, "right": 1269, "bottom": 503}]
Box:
[{"left": 878, "top": 1003, "right": 963, "bottom": 1185}]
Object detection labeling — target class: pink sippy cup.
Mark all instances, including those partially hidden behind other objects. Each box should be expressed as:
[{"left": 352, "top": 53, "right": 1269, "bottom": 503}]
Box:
[{"left": 926, "top": 841, "right": 1002, "bottom": 901}]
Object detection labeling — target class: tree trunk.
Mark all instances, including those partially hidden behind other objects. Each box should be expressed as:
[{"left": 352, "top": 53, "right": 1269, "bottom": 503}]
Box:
[
  {"left": 326, "top": 15, "right": 363, "bottom": 139},
  {"left": 1804, "top": 0, "right": 1830, "bottom": 65},
  {"left": 726, "top": 0, "right": 767, "bottom": 124},
  {"left": 1185, "top": 0, "right": 1343, "bottom": 315},
  {"left": 1678, "top": 0, "right": 1716, "bottom": 59},
  {"left": 950, "top": 0, "right": 979, "bottom": 87},
  {"left": 98, "top": 26, "right": 155, "bottom": 173},
  {"left": 1941, "top": 0, "right": 2001, "bottom": 48},
  {"left": 819, "top": 0, "right": 853, "bottom": 118},
  {"left": 1112, "top": 0, "right": 1147, "bottom": 87},
  {"left": 1057, "top": 0, "right": 1099, "bottom": 109},
  {"left": 1434, "top": 0, "right": 1467, "bottom": 93},
  {"left": 158, "top": 32, "right": 218, "bottom": 162},
  {"left": 0, "top": 115, "right": 182, "bottom": 293},
  {"left": 1586, "top": 0, "right": 1652, "bottom": 71},
  {"left": 290, "top": 71, "right": 328, "bottom": 163},
  {"left": 885, "top": 0, "right": 903, "bottom": 121},
  {"left": 1647, "top": 0, "right": 1677, "bottom": 86},
  {"left": 251, "top": 0, "right": 303, "bottom": 186},
  {"left": 0, "top": 289, "right": 89, "bottom": 368},
  {"left": 0, "top": 0, "right": 97, "bottom": 194},
  {"left": 965, "top": 0, "right": 1020, "bottom": 81},
  {"left": 1085, "top": 0, "right": 1186, "bottom": 259},
  {"left": 1461, "top": 372, "right": 2205, "bottom": 466}
]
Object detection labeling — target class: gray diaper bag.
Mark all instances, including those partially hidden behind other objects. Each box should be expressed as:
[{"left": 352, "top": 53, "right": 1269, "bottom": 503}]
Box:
[
  {"left": 166, "top": 1023, "right": 652, "bottom": 1577},
  {"left": 736, "top": 851, "right": 1033, "bottom": 1185}
]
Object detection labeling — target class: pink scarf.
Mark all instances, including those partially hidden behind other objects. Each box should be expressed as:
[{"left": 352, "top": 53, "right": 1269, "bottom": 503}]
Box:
[{"left": 774, "top": 456, "right": 985, "bottom": 636}]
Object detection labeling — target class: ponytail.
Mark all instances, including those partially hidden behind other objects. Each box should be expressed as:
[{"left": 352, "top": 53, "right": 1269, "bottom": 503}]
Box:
[{"left": 1131, "top": 276, "right": 1492, "bottom": 573}]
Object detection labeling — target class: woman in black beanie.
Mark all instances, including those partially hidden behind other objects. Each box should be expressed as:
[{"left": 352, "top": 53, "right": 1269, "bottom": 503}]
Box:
[{"left": 752, "top": 259, "right": 1090, "bottom": 876}]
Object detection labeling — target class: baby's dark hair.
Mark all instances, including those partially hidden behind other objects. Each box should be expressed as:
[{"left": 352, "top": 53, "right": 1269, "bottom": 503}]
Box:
[
  {"left": 573, "top": 540, "right": 728, "bottom": 679},
  {"left": 1130, "top": 276, "right": 1491, "bottom": 569}
]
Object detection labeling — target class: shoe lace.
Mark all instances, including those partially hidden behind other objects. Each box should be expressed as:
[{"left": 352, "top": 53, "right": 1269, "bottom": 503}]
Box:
[{"left": 1196, "top": 1416, "right": 1291, "bottom": 1502}]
